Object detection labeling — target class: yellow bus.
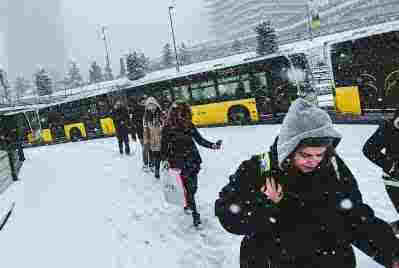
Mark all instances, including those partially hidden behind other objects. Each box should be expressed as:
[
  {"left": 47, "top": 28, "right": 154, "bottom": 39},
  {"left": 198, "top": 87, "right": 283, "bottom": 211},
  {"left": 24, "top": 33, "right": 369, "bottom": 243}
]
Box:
[
  {"left": 324, "top": 20, "right": 399, "bottom": 115},
  {"left": 123, "top": 51, "right": 312, "bottom": 126},
  {"left": 22, "top": 50, "right": 312, "bottom": 145}
]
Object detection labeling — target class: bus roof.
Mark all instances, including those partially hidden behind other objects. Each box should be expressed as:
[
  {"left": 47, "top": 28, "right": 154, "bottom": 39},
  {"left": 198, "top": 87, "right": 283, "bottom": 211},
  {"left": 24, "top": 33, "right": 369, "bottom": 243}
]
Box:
[
  {"left": 0, "top": 105, "right": 41, "bottom": 116},
  {"left": 323, "top": 19, "right": 399, "bottom": 47},
  {"left": 24, "top": 48, "right": 307, "bottom": 110}
]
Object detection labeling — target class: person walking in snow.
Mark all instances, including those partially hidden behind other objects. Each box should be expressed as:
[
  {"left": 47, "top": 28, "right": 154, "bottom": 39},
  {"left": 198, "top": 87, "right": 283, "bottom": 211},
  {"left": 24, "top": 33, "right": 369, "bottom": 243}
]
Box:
[
  {"left": 111, "top": 100, "right": 131, "bottom": 155},
  {"left": 143, "top": 97, "right": 163, "bottom": 179},
  {"left": 363, "top": 108, "right": 399, "bottom": 233},
  {"left": 129, "top": 95, "right": 147, "bottom": 167},
  {"left": 215, "top": 98, "right": 399, "bottom": 268},
  {"left": 161, "top": 100, "right": 222, "bottom": 227}
]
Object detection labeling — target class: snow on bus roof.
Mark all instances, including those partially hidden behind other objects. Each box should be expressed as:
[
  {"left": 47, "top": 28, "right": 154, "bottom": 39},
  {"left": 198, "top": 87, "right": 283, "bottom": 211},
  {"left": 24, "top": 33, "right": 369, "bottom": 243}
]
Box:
[
  {"left": 0, "top": 105, "right": 43, "bottom": 115},
  {"left": 315, "top": 19, "right": 399, "bottom": 47},
  {"left": 31, "top": 47, "right": 309, "bottom": 110}
]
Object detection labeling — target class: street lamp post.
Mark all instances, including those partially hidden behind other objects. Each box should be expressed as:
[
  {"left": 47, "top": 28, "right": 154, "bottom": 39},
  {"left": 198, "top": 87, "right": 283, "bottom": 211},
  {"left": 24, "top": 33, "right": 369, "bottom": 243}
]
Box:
[
  {"left": 101, "top": 26, "right": 112, "bottom": 74},
  {"left": 168, "top": 6, "right": 180, "bottom": 72},
  {"left": 306, "top": 3, "right": 314, "bottom": 41}
]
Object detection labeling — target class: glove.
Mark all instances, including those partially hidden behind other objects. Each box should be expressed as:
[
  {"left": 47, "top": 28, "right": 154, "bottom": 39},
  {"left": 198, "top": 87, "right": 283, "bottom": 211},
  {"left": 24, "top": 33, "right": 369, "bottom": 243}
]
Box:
[{"left": 213, "top": 139, "right": 222, "bottom": 149}]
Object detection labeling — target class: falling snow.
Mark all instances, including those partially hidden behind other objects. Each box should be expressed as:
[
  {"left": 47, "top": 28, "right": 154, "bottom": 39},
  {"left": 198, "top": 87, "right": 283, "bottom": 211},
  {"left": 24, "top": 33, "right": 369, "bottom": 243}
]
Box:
[{"left": 0, "top": 124, "right": 397, "bottom": 267}]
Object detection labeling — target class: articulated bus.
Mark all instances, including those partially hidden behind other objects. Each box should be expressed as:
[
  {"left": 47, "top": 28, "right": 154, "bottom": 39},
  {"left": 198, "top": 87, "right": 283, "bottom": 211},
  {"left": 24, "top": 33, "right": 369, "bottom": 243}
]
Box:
[
  {"left": 22, "top": 50, "right": 313, "bottom": 146},
  {"left": 324, "top": 20, "right": 399, "bottom": 116}
]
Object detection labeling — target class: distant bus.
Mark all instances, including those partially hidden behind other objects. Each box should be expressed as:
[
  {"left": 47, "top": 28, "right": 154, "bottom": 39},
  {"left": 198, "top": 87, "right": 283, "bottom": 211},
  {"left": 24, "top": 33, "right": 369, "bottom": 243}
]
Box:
[
  {"left": 324, "top": 20, "right": 399, "bottom": 115},
  {"left": 20, "top": 50, "right": 312, "bottom": 145},
  {"left": 0, "top": 107, "right": 40, "bottom": 186}
]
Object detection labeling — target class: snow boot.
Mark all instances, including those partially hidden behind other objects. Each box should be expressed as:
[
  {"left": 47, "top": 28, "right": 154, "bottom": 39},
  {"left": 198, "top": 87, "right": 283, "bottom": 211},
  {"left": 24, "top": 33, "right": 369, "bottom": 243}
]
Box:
[
  {"left": 184, "top": 206, "right": 192, "bottom": 215},
  {"left": 142, "top": 165, "right": 150, "bottom": 172},
  {"left": 193, "top": 212, "right": 201, "bottom": 227}
]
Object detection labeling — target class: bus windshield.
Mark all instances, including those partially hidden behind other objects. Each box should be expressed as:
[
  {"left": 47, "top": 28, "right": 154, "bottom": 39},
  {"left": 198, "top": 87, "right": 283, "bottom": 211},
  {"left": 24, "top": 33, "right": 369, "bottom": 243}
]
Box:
[{"left": 331, "top": 30, "right": 399, "bottom": 110}]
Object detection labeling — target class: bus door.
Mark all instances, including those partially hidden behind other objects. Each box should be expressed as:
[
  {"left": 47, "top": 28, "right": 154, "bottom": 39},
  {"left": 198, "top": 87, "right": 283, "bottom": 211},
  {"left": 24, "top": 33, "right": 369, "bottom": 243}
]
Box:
[{"left": 24, "top": 110, "right": 43, "bottom": 144}]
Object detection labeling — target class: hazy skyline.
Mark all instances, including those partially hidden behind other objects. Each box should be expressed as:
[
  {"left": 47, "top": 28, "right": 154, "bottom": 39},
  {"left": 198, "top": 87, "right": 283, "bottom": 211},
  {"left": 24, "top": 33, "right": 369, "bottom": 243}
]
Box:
[
  {"left": 1, "top": 0, "right": 211, "bottom": 81},
  {"left": 62, "top": 0, "right": 211, "bottom": 79}
]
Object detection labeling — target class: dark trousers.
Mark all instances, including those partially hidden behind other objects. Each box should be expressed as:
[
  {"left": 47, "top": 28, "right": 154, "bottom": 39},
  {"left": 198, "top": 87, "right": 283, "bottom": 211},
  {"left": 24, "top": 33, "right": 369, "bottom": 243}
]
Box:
[
  {"left": 386, "top": 185, "right": 399, "bottom": 213},
  {"left": 142, "top": 142, "right": 150, "bottom": 166},
  {"left": 182, "top": 172, "right": 199, "bottom": 216},
  {"left": 150, "top": 151, "right": 161, "bottom": 176},
  {"left": 17, "top": 143, "right": 25, "bottom": 161},
  {"left": 117, "top": 133, "right": 130, "bottom": 154}
]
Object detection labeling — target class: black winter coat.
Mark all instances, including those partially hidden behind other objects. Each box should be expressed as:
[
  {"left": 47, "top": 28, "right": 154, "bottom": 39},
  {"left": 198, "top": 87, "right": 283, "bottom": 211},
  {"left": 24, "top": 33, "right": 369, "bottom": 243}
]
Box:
[
  {"left": 363, "top": 120, "right": 399, "bottom": 174},
  {"left": 130, "top": 104, "right": 145, "bottom": 139},
  {"left": 215, "top": 152, "right": 399, "bottom": 268},
  {"left": 111, "top": 107, "right": 130, "bottom": 135},
  {"left": 160, "top": 126, "right": 215, "bottom": 176}
]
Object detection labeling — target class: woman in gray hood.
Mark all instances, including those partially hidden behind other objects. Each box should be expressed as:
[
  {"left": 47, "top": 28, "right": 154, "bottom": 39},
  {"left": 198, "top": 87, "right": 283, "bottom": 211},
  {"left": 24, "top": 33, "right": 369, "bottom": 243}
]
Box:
[{"left": 215, "top": 98, "right": 399, "bottom": 268}]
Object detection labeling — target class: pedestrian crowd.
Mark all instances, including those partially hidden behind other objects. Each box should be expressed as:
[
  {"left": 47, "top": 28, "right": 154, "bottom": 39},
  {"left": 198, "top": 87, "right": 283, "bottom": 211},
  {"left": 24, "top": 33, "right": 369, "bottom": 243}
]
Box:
[
  {"left": 111, "top": 95, "right": 399, "bottom": 267},
  {"left": 110, "top": 95, "right": 222, "bottom": 227}
]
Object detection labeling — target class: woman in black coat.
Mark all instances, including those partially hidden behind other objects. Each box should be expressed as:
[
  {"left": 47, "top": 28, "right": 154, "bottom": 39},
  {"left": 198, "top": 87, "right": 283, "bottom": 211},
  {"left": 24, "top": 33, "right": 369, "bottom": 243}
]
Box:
[
  {"left": 363, "top": 110, "right": 399, "bottom": 221},
  {"left": 161, "top": 101, "right": 221, "bottom": 227},
  {"left": 215, "top": 99, "right": 399, "bottom": 268}
]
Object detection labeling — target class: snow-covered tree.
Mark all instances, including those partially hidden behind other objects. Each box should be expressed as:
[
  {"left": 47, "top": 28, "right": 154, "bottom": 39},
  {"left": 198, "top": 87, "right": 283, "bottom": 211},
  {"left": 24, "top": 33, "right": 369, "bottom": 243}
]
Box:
[
  {"left": 126, "top": 51, "right": 146, "bottom": 81},
  {"left": 179, "top": 42, "right": 192, "bottom": 66},
  {"left": 118, "top": 57, "right": 126, "bottom": 78},
  {"left": 198, "top": 46, "right": 210, "bottom": 61},
  {"left": 14, "top": 75, "right": 31, "bottom": 100},
  {"left": 162, "top": 43, "right": 174, "bottom": 68},
  {"left": 65, "top": 60, "right": 83, "bottom": 88},
  {"left": 103, "top": 63, "right": 114, "bottom": 81},
  {"left": 231, "top": 40, "right": 242, "bottom": 53},
  {"left": 89, "top": 61, "right": 104, "bottom": 84},
  {"left": 255, "top": 20, "right": 278, "bottom": 56},
  {"left": 0, "top": 67, "right": 11, "bottom": 103},
  {"left": 34, "top": 67, "right": 53, "bottom": 96},
  {"left": 139, "top": 53, "right": 150, "bottom": 73}
]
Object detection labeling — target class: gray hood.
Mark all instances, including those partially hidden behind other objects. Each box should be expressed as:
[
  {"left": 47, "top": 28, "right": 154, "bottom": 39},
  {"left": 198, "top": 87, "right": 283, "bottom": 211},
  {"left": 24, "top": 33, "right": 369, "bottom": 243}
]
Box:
[
  {"left": 144, "top": 97, "right": 161, "bottom": 110},
  {"left": 277, "top": 98, "right": 342, "bottom": 169}
]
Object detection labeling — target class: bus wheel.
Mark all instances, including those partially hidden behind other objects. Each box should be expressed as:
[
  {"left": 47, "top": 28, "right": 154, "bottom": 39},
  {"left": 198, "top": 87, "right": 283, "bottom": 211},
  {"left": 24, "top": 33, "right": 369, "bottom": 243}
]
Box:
[
  {"left": 70, "top": 128, "right": 82, "bottom": 142},
  {"left": 228, "top": 106, "right": 250, "bottom": 125}
]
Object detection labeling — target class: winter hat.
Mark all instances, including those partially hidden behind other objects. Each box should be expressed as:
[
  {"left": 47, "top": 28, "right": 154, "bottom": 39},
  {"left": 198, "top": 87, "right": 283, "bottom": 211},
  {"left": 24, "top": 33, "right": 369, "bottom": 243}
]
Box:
[
  {"left": 277, "top": 98, "right": 342, "bottom": 169},
  {"left": 144, "top": 97, "right": 161, "bottom": 110}
]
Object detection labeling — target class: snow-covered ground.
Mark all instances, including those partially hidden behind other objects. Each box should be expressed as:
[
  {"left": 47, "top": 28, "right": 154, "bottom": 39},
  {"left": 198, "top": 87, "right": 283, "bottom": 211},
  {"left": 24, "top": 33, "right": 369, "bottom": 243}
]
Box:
[{"left": 0, "top": 124, "right": 397, "bottom": 268}]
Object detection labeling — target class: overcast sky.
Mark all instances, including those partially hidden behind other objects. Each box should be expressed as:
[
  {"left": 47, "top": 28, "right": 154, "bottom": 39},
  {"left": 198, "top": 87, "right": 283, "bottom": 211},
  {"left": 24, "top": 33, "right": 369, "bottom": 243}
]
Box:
[
  {"left": 0, "top": 0, "right": 211, "bottom": 78},
  {"left": 62, "top": 0, "right": 211, "bottom": 75}
]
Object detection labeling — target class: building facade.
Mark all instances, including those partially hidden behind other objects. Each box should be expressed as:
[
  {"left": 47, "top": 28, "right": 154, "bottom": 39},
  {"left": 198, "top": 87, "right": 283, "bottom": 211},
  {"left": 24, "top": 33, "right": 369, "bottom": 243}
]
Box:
[
  {"left": 3, "top": 0, "right": 66, "bottom": 80},
  {"left": 205, "top": 0, "right": 315, "bottom": 40}
]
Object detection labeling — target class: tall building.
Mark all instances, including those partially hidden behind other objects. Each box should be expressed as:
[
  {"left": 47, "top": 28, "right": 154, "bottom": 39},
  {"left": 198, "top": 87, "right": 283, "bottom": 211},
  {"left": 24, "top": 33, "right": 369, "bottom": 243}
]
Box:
[
  {"left": 204, "top": 0, "right": 387, "bottom": 41},
  {"left": 3, "top": 0, "right": 66, "bottom": 80},
  {"left": 205, "top": 0, "right": 312, "bottom": 40}
]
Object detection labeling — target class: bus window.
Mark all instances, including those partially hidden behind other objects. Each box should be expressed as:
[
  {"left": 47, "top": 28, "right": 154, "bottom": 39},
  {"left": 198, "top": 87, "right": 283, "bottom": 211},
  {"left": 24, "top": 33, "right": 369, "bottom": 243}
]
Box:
[
  {"left": 191, "top": 81, "right": 217, "bottom": 105},
  {"left": 217, "top": 70, "right": 251, "bottom": 101},
  {"left": 173, "top": 85, "right": 190, "bottom": 102},
  {"left": 251, "top": 72, "right": 268, "bottom": 92},
  {"left": 331, "top": 41, "right": 356, "bottom": 87},
  {"left": 217, "top": 82, "right": 236, "bottom": 101},
  {"left": 24, "top": 110, "right": 42, "bottom": 141},
  {"left": 237, "top": 74, "right": 252, "bottom": 98}
]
